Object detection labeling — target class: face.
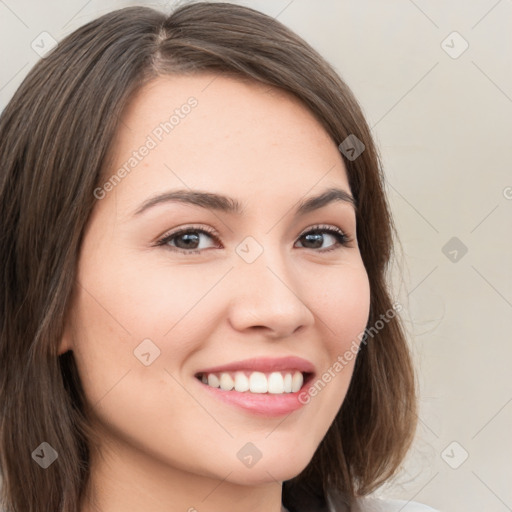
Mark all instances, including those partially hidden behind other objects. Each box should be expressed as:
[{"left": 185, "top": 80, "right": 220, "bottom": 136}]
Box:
[{"left": 61, "top": 74, "right": 370, "bottom": 490}]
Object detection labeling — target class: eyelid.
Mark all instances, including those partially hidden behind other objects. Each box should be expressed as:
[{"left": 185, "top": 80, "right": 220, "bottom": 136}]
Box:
[
  {"left": 298, "top": 223, "right": 345, "bottom": 237},
  {"left": 157, "top": 224, "right": 218, "bottom": 240}
]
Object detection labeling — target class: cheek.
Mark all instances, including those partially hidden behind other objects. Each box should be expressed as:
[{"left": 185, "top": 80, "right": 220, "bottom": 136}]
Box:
[
  {"left": 69, "top": 250, "right": 230, "bottom": 401},
  {"left": 299, "top": 262, "right": 370, "bottom": 409},
  {"left": 315, "top": 261, "right": 371, "bottom": 353}
]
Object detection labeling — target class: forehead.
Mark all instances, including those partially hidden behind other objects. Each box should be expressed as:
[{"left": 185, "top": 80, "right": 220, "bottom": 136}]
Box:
[{"left": 106, "top": 73, "right": 351, "bottom": 211}]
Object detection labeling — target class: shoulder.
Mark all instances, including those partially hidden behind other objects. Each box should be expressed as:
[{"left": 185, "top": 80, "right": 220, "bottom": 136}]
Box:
[{"left": 352, "top": 497, "right": 441, "bottom": 512}]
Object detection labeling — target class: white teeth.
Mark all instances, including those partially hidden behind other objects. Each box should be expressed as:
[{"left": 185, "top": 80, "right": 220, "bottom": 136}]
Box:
[
  {"left": 283, "top": 373, "right": 292, "bottom": 393},
  {"left": 291, "top": 371, "right": 303, "bottom": 392},
  {"left": 268, "top": 372, "right": 284, "bottom": 394},
  {"left": 219, "top": 373, "right": 234, "bottom": 391},
  {"left": 207, "top": 374, "right": 220, "bottom": 388},
  {"left": 200, "top": 370, "right": 306, "bottom": 394},
  {"left": 234, "top": 371, "right": 249, "bottom": 392},
  {"left": 249, "top": 371, "right": 268, "bottom": 393}
]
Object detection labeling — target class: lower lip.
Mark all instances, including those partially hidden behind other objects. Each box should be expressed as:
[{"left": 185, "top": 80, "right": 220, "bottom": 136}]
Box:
[{"left": 197, "top": 379, "right": 310, "bottom": 417}]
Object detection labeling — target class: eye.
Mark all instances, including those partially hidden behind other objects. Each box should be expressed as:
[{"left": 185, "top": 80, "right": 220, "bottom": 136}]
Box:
[
  {"left": 295, "top": 224, "right": 351, "bottom": 252},
  {"left": 155, "top": 225, "right": 220, "bottom": 254},
  {"left": 155, "top": 224, "right": 352, "bottom": 255}
]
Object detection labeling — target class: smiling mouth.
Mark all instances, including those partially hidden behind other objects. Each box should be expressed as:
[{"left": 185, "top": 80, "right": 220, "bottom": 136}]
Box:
[{"left": 195, "top": 370, "right": 313, "bottom": 395}]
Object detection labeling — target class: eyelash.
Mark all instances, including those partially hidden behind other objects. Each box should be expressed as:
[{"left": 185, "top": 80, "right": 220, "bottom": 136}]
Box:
[{"left": 155, "top": 224, "right": 352, "bottom": 255}]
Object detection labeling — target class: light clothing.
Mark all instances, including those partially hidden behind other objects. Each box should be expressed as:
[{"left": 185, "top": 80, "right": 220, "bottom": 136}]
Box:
[
  {"left": 352, "top": 497, "right": 441, "bottom": 511},
  {"left": 281, "top": 497, "right": 441, "bottom": 512}
]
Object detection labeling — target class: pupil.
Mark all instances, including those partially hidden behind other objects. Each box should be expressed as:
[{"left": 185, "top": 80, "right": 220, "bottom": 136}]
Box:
[
  {"left": 179, "top": 233, "right": 199, "bottom": 248},
  {"left": 304, "top": 233, "right": 322, "bottom": 248}
]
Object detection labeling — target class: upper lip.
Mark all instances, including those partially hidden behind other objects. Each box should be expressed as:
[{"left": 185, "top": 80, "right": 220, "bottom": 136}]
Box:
[{"left": 195, "top": 356, "right": 316, "bottom": 375}]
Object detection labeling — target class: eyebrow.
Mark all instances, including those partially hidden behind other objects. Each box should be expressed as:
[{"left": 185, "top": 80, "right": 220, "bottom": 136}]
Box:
[{"left": 133, "top": 187, "right": 357, "bottom": 217}]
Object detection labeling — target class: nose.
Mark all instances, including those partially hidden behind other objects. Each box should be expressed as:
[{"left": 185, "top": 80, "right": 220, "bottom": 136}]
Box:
[{"left": 227, "top": 247, "right": 315, "bottom": 338}]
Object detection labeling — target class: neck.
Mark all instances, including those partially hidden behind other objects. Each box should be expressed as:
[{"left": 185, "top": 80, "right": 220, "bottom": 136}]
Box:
[{"left": 81, "top": 438, "right": 284, "bottom": 512}]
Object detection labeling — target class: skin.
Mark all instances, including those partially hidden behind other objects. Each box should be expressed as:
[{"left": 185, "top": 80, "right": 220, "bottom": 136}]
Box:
[{"left": 60, "top": 73, "right": 371, "bottom": 512}]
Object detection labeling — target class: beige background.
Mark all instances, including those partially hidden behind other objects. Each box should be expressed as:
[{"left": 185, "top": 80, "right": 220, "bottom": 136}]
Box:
[{"left": 1, "top": 1, "right": 511, "bottom": 511}]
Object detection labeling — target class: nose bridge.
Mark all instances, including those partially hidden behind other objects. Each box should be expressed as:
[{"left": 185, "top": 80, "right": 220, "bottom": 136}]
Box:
[{"left": 228, "top": 238, "right": 313, "bottom": 336}]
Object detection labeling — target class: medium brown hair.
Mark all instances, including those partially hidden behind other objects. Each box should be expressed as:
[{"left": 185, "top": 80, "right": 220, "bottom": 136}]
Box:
[{"left": 0, "top": 3, "right": 417, "bottom": 511}]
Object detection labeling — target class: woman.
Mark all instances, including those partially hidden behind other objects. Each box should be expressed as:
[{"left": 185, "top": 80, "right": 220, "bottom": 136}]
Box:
[{"left": 0, "top": 3, "right": 439, "bottom": 511}]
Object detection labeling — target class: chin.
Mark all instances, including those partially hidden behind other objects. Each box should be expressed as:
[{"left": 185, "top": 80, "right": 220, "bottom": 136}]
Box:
[{"left": 223, "top": 449, "right": 314, "bottom": 486}]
